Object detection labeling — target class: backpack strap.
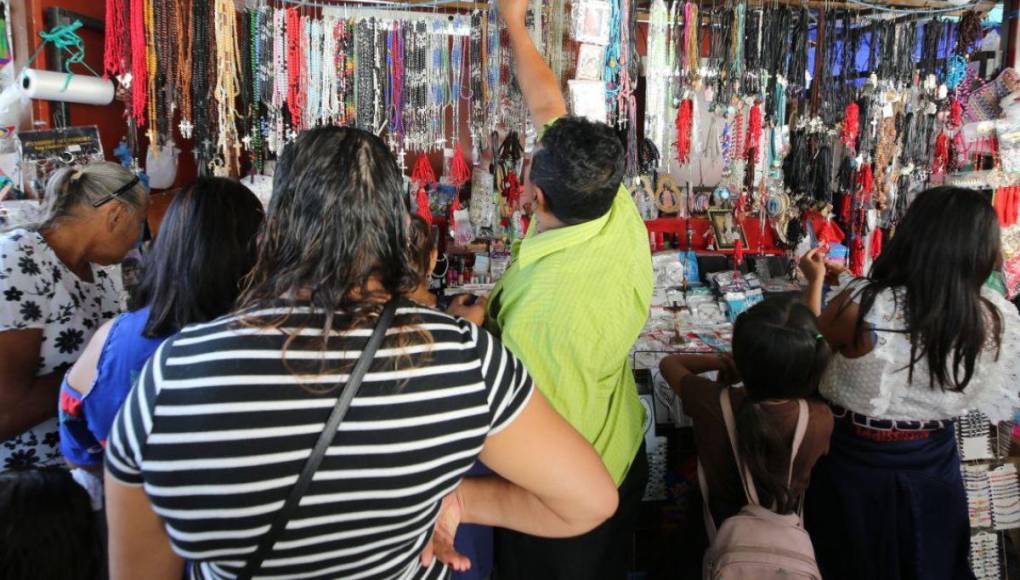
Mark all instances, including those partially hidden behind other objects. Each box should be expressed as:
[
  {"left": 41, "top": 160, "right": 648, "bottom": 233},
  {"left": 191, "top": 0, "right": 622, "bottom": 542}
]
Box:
[
  {"left": 787, "top": 399, "right": 810, "bottom": 487},
  {"left": 697, "top": 460, "right": 718, "bottom": 542},
  {"left": 718, "top": 387, "right": 761, "bottom": 506}
]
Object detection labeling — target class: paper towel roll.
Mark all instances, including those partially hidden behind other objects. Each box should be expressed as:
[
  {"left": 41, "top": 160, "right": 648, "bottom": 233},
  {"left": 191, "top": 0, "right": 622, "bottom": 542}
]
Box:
[{"left": 20, "top": 69, "right": 114, "bottom": 106}]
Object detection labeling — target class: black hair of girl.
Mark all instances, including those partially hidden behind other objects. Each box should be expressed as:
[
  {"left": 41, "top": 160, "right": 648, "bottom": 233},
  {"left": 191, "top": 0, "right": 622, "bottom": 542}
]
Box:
[
  {"left": 856, "top": 186, "right": 1003, "bottom": 391},
  {"left": 731, "top": 297, "right": 831, "bottom": 514},
  {"left": 130, "top": 177, "right": 264, "bottom": 338},
  {"left": 238, "top": 127, "right": 421, "bottom": 352},
  {"left": 0, "top": 467, "right": 100, "bottom": 580}
]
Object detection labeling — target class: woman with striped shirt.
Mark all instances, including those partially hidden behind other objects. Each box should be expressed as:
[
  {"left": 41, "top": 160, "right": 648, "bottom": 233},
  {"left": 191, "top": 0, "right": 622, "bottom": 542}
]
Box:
[{"left": 103, "top": 127, "right": 618, "bottom": 580}]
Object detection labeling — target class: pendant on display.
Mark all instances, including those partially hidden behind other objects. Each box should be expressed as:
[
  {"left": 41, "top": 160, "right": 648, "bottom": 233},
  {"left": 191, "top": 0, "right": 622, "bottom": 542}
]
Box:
[
  {"left": 712, "top": 185, "right": 732, "bottom": 206},
  {"left": 179, "top": 120, "right": 194, "bottom": 139}
]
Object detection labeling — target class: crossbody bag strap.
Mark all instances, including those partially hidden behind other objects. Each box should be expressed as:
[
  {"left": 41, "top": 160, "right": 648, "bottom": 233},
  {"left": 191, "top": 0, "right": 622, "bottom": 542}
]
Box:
[{"left": 236, "top": 299, "right": 399, "bottom": 580}]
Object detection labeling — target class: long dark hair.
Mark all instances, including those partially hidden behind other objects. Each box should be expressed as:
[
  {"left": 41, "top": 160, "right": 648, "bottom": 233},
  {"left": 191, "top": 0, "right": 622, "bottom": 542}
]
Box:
[
  {"left": 856, "top": 186, "right": 1002, "bottom": 391},
  {"left": 0, "top": 467, "right": 100, "bottom": 580},
  {"left": 131, "top": 177, "right": 264, "bottom": 337},
  {"left": 238, "top": 127, "right": 419, "bottom": 341},
  {"left": 731, "top": 297, "right": 831, "bottom": 514}
]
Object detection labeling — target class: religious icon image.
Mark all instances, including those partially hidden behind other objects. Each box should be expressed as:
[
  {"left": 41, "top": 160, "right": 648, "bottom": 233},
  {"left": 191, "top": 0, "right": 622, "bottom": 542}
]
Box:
[{"left": 708, "top": 208, "right": 747, "bottom": 250}]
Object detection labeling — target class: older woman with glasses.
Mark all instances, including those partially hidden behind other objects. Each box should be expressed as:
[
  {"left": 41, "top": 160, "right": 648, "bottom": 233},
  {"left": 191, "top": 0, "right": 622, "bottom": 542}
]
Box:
[{"left": 0, "top": 162, "right": 148, "bottom": 471}]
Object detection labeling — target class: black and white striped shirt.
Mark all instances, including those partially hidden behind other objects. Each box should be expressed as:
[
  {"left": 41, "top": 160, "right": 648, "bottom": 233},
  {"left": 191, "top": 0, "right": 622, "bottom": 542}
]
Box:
[{"left": 106, "top": 301, "right": 534, "bottom": 580}]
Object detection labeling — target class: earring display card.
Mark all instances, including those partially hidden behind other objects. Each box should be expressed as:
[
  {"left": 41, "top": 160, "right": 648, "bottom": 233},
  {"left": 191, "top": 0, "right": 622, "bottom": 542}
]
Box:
[
  {"left": 575, "top": 43, "right": 605, "bottom": 81},
  {"left": 957, "top": 412, "right": 994, "bottom": 462},
  {"left": 969, "top": 531, "right": 1001, "bottom": 580},
  {"left": 964, "top": 465, "right": 993, "bottom": 529},
  {"left": 988, "top": 463, "right": 1020, "bottom": 531}
]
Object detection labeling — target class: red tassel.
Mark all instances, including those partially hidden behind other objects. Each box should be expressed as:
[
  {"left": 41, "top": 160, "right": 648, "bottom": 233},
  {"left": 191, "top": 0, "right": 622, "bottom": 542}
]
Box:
[
  {"left": 416, "top": 185, "right": 432, "bottom": 225},
  {"left": 857, "top": 163, "right": 874, "bottom": 199},
  {"left": 675, "top": 99, "right": 694, "bottom": 164},
  {"left": 850, "top": 236, "right": 866, "bottom": 276},
  {"left": 933, "top": 132, "right": 950, "bottom": 176},
  {"left": 869, "top": 228, "right": 883, "bottom": 259},
  {"left": 840, "top": 194, "right": 853, "bottom": 224},
  {"left": 449, "top": 144, "right": 471, "bottom": 186},
  {"left": 411, "top": 154, "right": 437, "bottom": 184},
  {"left": 841, "top": 103, "right": 859, "bottom": 150},
  {"left": 733, "top": 238, "right": 744, "bottom": 267},
  {"left": 949, "top": 99, "right": 963, "bottom": 128},
  {"left": 504, "top": 171, "right": 522, "bottom": 209},
  {"left": 746, "top": 104, "right": 763, "bottom": 160}
]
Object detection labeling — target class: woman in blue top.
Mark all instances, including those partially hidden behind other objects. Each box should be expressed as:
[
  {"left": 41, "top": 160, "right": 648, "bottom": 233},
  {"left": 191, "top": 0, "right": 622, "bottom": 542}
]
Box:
[{"left": 58, "top": 177, "right": 264, "bottom": 473}]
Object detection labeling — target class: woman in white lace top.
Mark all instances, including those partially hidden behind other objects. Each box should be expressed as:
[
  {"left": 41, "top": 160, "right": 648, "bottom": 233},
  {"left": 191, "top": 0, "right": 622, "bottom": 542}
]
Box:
[{"left": 800, "top": 186, "right": 1020, "bottom": 580}]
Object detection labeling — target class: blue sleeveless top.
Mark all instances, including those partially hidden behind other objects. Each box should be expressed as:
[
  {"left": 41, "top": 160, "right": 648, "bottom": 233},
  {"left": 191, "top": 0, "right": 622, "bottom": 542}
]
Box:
[{"left": 58, "top": 306, "right": 169, "bottom": 467}]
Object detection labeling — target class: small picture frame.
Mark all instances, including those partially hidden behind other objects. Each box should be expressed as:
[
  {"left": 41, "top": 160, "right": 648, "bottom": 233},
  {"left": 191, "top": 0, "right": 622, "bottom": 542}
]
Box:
[
  {"left": 575, "top": 43, "right": 605, "bottom": 81},
  {"left": 708, "top": 208, "right": 748, "bottom": 250},
  {"left": 572, "top": 0, "right": 612, "bottom": 46},
  {"left": 568, "top": 80, "right": 608, "bottom": 124}
]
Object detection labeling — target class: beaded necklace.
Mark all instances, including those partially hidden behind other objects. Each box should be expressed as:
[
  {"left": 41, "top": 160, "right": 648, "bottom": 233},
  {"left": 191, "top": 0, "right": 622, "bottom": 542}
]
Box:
[
  {"left": 191, "top": 0, "right": 212, "bottom": 168},
  {"left": 249, "top": 8, "right": 264, "bottom": 173},
  {"left": 144, "top": 0, "right": 159, "bottom": 143},
  {"left": 387, "top": 21, "right": 406, "bottom": 144},
  {"left": 486, "top": 7, "right": 501, "bottom": 129},
  {"left": 175, "top": 0, "right": 194, "bottom": 138},
  {"left": 645, "top": 0, "right": 669, "bottom": 168},
  {"left": 286, "top": 7, "right": 305, "bottom": 130},
  {"left": 129, "top": 0, "right": 148, "bottom": 126},
  {"left": 104, "top": 0, "right": 130, "bottom": 79},
  {"left": 338, "top": 20, "right": 355, "bottom": 125},
  {"left": 320, "top": 15, "right": 339, "bottom": 125},
  {"left": 469, "top": 11, "right": 485, "bottom": 145},
  {"left": 356, "top": 18, "right": 376, "bottom": 131},
  {"left": 154, "top": 0, "right": 175, "bottom": 143},
  {"left": 451, "top": 22, "right": 466, "bottom": 146},
  {"left": 213, "top": 0, "right": 242, "bottom": 175},
  {"left": 305, "top": 17, "right": 322, "bottom": 128}
]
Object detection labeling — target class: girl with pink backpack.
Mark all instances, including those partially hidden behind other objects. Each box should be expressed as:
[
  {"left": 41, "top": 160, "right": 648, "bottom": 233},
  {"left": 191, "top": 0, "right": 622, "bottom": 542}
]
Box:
[{"left": 660, "top": 297, "right": 834, "bottom": 578}]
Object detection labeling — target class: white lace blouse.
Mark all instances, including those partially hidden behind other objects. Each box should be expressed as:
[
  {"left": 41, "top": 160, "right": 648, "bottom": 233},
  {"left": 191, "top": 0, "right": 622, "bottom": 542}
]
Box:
[{"left": 820, "top": 277, "right": 1020, "bottom": 423}]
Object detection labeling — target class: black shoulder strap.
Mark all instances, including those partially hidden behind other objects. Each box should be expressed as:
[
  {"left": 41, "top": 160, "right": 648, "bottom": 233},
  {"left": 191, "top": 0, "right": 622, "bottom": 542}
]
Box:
[{"left": 237, "top": 299, "right": 399, "bottom": 580}]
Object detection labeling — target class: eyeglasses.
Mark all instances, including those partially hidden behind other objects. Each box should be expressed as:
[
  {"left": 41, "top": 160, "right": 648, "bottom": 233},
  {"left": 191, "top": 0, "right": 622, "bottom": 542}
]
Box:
[{"left": 92, "top": 176, "right": 141, "bottom": 208}]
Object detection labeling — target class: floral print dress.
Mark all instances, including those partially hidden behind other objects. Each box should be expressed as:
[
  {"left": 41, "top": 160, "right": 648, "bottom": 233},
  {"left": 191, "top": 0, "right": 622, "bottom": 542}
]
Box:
[{"left": 0, "top": 229, "right": 122, "bottom": 470}]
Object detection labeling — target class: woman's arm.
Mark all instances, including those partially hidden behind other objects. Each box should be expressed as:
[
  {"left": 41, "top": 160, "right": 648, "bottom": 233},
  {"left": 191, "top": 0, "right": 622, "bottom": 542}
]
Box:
[
  {"left": 0, "top": 329, "right": 62, "bottom": 440},
  {"left": 465, "top": 390, "right": 618, "bottom": 537},
  {"left": 818, "top": 289, "right": 872, "bottom": 357},
  {"left": 105, "top": 473, "right": 184, "bottom": 580}
]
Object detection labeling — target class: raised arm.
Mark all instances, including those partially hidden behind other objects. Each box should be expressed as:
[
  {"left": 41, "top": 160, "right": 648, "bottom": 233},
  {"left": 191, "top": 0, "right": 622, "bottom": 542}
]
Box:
[{"left": 499, "top": 0, "right": 567, "bottom": 127}]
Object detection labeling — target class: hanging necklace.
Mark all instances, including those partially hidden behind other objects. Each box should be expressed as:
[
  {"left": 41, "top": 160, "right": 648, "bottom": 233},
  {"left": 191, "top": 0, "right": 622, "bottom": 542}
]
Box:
[
  {"left": 248, "top": 7, "right": 264, "bottom": 173},
  {"left": 174, "top": 0, "right": 193, "bottom": 139},
  {"left": 213, "top": 0, "right": 241, "bottom": 175},
  {"left": 190, "top": 0, "right": 212, "bottom": 169},
  {"left": 144, "top": 0, "right": 158, "bottom": 143}
]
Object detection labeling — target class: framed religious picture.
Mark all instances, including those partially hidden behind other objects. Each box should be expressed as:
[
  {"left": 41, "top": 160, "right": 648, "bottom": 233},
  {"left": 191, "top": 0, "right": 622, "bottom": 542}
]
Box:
[
  {"left": 708, "top": 208, "right": 748, "bottom": 250},
  {"left": 572, "top": 0, "right": 612, "bottom": 46}
]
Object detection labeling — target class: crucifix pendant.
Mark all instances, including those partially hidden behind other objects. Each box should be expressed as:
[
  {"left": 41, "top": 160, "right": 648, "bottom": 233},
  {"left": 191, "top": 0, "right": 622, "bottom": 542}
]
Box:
[{"left": 179, "top": 119, "right": 194, "bottom": 139}]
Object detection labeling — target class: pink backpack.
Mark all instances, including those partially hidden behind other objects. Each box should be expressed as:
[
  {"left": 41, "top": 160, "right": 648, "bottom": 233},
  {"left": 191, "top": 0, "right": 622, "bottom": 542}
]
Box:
[{"left": 697, "top": 388, "right": 822, "bottom": 580}]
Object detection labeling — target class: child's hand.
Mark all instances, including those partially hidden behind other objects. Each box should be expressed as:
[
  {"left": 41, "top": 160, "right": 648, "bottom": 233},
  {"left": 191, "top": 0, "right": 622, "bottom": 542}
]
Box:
[
  {"left": 824, "top": 262, "right": 848, "bottom": 286},
  {"left": 799, "top": 247, "right": 827, "bottom": 285}
]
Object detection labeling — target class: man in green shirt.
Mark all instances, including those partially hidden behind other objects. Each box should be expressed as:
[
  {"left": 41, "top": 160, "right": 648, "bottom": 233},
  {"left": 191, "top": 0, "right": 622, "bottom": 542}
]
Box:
[{"left": 478, "top": 0, "right": 653, "bottom": 576}]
